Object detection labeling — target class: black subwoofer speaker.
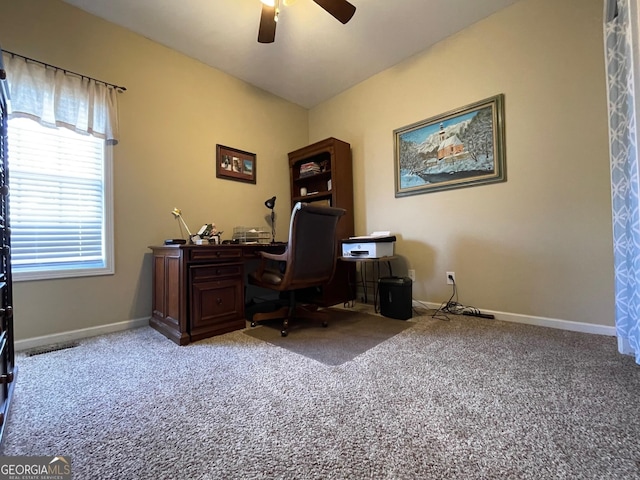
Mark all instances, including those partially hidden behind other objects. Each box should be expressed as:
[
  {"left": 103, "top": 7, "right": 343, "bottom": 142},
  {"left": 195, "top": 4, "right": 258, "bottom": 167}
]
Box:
[{"left": 378, "top": 276, "right": 412, "bottom": 320}]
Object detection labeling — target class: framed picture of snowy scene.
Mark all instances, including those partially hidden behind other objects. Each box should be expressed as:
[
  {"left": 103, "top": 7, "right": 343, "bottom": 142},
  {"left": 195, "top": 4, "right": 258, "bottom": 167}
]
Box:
[{"left": 393, "top": 94, "right": 506, "bottom": 197}]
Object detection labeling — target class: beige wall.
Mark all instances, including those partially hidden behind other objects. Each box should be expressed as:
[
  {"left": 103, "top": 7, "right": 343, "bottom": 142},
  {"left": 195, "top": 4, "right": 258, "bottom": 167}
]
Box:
[
  {"left": 0, "top": 0, "right": 308, "bottom": 340},
  {"left": 0, "top": 0, "right": 615, "bottom": 342},
  {"left": 309, "top": 0, "right": 614, "bottom": 326}
]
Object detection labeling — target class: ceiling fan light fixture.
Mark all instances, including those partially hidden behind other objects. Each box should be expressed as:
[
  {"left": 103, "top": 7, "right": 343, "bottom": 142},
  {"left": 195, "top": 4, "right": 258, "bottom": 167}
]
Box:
[{"left": 258, "top": 0, "right": 354, "bottom": 43}]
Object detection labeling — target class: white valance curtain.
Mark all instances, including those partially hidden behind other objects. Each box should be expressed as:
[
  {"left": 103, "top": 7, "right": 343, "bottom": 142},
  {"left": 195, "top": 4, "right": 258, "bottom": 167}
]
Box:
[
  {"left": 604, "top": 0, "right": 640, "bottom": 364},
  {"left": 1, "top": 52, "right": 119, "bottom": 143}
]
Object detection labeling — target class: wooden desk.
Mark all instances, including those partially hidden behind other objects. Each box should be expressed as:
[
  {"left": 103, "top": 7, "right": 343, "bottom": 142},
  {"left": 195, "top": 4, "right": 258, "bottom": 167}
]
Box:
[{"left": 149, "top": 243, "right": 286, "bottom": 345}]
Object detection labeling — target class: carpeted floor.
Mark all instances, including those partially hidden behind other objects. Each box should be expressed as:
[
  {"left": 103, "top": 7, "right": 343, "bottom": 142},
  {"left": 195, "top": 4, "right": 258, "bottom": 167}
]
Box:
[
  {"left": 3, "top": 306, "right": 640, "bottom": 479},
  {"left": 244, "top": 308, "right": 413, "bottom": 365}
]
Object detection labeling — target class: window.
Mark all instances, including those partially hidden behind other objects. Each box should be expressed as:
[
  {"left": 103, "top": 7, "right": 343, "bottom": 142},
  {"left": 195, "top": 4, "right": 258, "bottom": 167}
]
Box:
[{"left": 8, "top": 117, "right": 113, "bottom": 281}]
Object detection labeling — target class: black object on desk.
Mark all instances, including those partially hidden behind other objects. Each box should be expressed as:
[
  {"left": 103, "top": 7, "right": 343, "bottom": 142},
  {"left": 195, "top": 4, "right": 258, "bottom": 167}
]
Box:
[{"left": 164, "top": 238, "right": 186, "bottom": 245}]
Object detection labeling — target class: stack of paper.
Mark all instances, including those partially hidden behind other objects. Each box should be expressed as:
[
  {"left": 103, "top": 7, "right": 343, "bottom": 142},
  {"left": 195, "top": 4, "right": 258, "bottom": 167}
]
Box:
[{"left": 299, "top": 162, "right": 321, "bottom": 177}]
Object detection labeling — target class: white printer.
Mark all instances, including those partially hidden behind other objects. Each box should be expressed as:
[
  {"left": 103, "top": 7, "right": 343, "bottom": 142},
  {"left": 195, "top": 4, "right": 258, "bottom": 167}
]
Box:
[{"left": 341, "top": 232, "right": 396, "bottom": 259}]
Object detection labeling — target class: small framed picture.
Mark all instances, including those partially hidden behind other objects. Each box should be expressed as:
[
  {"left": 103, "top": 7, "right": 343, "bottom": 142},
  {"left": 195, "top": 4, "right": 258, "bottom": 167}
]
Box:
[{"left": 216, "top": 144, "right": 256, "bottom": 184}]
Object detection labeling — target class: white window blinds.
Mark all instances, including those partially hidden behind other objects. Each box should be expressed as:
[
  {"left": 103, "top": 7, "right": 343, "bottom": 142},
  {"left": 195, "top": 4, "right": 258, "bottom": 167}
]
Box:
[
  {"left": 8, "top": 117, "right": 112, "bottom": 279},
  {"left": 2, "top": 51, "right": 119, "bottom": 280}
]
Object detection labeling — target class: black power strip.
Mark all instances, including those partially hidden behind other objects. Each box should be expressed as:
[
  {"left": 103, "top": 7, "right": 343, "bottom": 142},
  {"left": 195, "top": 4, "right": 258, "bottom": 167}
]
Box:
[{"left": 462, "top": 311, "right": 495, "bottom": 319}]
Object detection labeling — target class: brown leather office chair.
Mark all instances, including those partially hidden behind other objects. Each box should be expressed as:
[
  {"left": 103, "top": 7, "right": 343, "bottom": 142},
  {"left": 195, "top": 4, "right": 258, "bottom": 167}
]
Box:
[{"left": 248, "top": 202, "right": 346, "bottom": 337}]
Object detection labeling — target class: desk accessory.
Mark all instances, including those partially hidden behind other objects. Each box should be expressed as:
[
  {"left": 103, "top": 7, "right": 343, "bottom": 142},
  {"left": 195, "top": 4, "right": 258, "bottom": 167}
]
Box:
[
  {"left": 197, "top": 223, "right": 223, "bottom": 244},
  {"left": 171, "top": 208, "right": 194, "bottom": 243},
  {"left": 164, "top": 239, "right": 186, "bottom": 245},
  {"left": 265, "top": 196, "right": 276, "bottom": 243},
  {"left": 232, "top": 227, "right": 271, "bottom": 244}
]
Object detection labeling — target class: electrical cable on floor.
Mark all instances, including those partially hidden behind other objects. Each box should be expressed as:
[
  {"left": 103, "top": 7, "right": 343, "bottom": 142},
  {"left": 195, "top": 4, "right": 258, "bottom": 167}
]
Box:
[
  {"left": 411, "top": 299, "right": 449, "bottom": 321},
  {"left": 431, "top": 277, "right": 495, "bottom": 320},
  {"left": 430, "top": 276, "right": 458, "bottom": 320}
]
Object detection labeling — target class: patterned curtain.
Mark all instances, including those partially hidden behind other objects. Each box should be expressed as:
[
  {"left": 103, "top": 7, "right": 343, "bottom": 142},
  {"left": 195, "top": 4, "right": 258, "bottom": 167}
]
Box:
[{"left": 604, "top": 0, "right": 640, "bottom": 364}]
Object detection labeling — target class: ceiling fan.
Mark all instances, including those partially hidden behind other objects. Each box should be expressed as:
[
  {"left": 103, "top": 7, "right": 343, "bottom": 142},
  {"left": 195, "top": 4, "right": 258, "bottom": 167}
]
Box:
[{"left": 258, "top": 0, "right": 356, "bottom": 43}]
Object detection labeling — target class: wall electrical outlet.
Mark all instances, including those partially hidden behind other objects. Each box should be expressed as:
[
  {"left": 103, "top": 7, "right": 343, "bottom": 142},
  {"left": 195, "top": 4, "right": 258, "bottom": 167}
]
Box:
[
  {"left": 446, "top": 271, "right": 456, "bottom": 285},
  {"left": 408, "top": 269, "right": 415, "bottom": 281}
]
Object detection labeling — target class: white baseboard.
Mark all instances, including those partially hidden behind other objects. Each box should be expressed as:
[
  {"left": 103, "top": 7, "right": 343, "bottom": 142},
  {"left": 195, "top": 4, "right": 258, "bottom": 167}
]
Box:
[
  {"left": 15, "top": 317, "right": 151, "bottom": 352},
  {"left": 14, "top": 301, "right": 617, "bottom": 352},
  {"left": 413, "top": 300, "right": 616, "bottom": 337}
]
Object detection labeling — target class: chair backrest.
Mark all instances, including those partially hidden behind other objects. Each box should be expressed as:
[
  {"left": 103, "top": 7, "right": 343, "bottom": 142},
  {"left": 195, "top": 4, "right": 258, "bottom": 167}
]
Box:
[{"left": 281, "top": 202, "right": 346, "bottom": 290}]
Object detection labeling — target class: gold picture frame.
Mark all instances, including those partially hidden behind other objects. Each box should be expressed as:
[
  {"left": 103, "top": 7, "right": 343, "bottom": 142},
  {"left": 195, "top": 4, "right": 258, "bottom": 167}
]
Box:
[{"left": 394, "top": 94, "right": 506, "bottom": 196}]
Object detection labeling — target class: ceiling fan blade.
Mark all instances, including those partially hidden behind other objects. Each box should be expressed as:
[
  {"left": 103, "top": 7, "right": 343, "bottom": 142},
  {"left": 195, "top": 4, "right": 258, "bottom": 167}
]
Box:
[
  {"left": 313, "top": 0, "right": 356, "bottom": 24},
  {"left": 258, "top": 4, "right": 277, "bottom": 43}
]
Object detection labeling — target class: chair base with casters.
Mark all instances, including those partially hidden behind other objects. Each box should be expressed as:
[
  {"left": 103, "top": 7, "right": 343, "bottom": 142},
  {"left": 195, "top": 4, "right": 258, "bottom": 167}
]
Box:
[
  {"left": 250, "top": 290, "right": 328, "bottom": 337},
  {"left": 248, "top": 202, "right": 346, "bottom": 337}
]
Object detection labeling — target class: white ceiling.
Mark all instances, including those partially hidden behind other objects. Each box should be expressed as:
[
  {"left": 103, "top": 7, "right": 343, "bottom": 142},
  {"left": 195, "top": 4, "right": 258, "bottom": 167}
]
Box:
[{"left": 61, "top": 0, "right": 522, "bottom": 108}]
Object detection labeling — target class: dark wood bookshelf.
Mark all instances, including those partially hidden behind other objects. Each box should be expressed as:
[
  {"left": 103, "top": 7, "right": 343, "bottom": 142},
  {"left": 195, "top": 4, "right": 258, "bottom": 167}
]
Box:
[{"left": 288, "top": 137, "right": 355, "bottom": 307}]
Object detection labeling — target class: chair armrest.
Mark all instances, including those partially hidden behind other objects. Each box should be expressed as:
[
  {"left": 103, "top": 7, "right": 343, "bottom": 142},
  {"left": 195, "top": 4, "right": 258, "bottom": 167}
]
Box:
[
  {"left": 259, "top": 250, "right": 288, "bottom": 262},
  {"left": 254, "top": 248, "right": 289, "bottom": 280}
]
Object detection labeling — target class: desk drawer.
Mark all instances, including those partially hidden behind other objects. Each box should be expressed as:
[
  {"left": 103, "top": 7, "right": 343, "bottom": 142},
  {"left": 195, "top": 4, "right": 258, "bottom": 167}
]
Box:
[
  {"left": 190, "top": 263, "right": 242, "bottom": 282},
  {"left": 190, "top": 275, "right": 244, "bottom": 341},
  {"left": 189, "top": 247, "right": 242, "bottom": 262}
]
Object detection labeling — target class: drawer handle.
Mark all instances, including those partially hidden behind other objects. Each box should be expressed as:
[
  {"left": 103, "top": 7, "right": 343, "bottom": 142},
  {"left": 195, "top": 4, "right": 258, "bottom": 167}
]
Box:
[
  {"left": 216, "top": 251, "right": 221, "bottom": 257},
  {"left": 0, "top": 372, "right": 14, "bottom": 384},
  {"left": 216, "top": 298, "right": 223, "bottom": 305}
]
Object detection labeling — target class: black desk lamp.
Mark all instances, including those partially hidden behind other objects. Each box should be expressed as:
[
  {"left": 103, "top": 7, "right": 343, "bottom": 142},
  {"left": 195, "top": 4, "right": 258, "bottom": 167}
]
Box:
[{"left": 265, "top": 196, "right": 276, "bottom": 243}]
